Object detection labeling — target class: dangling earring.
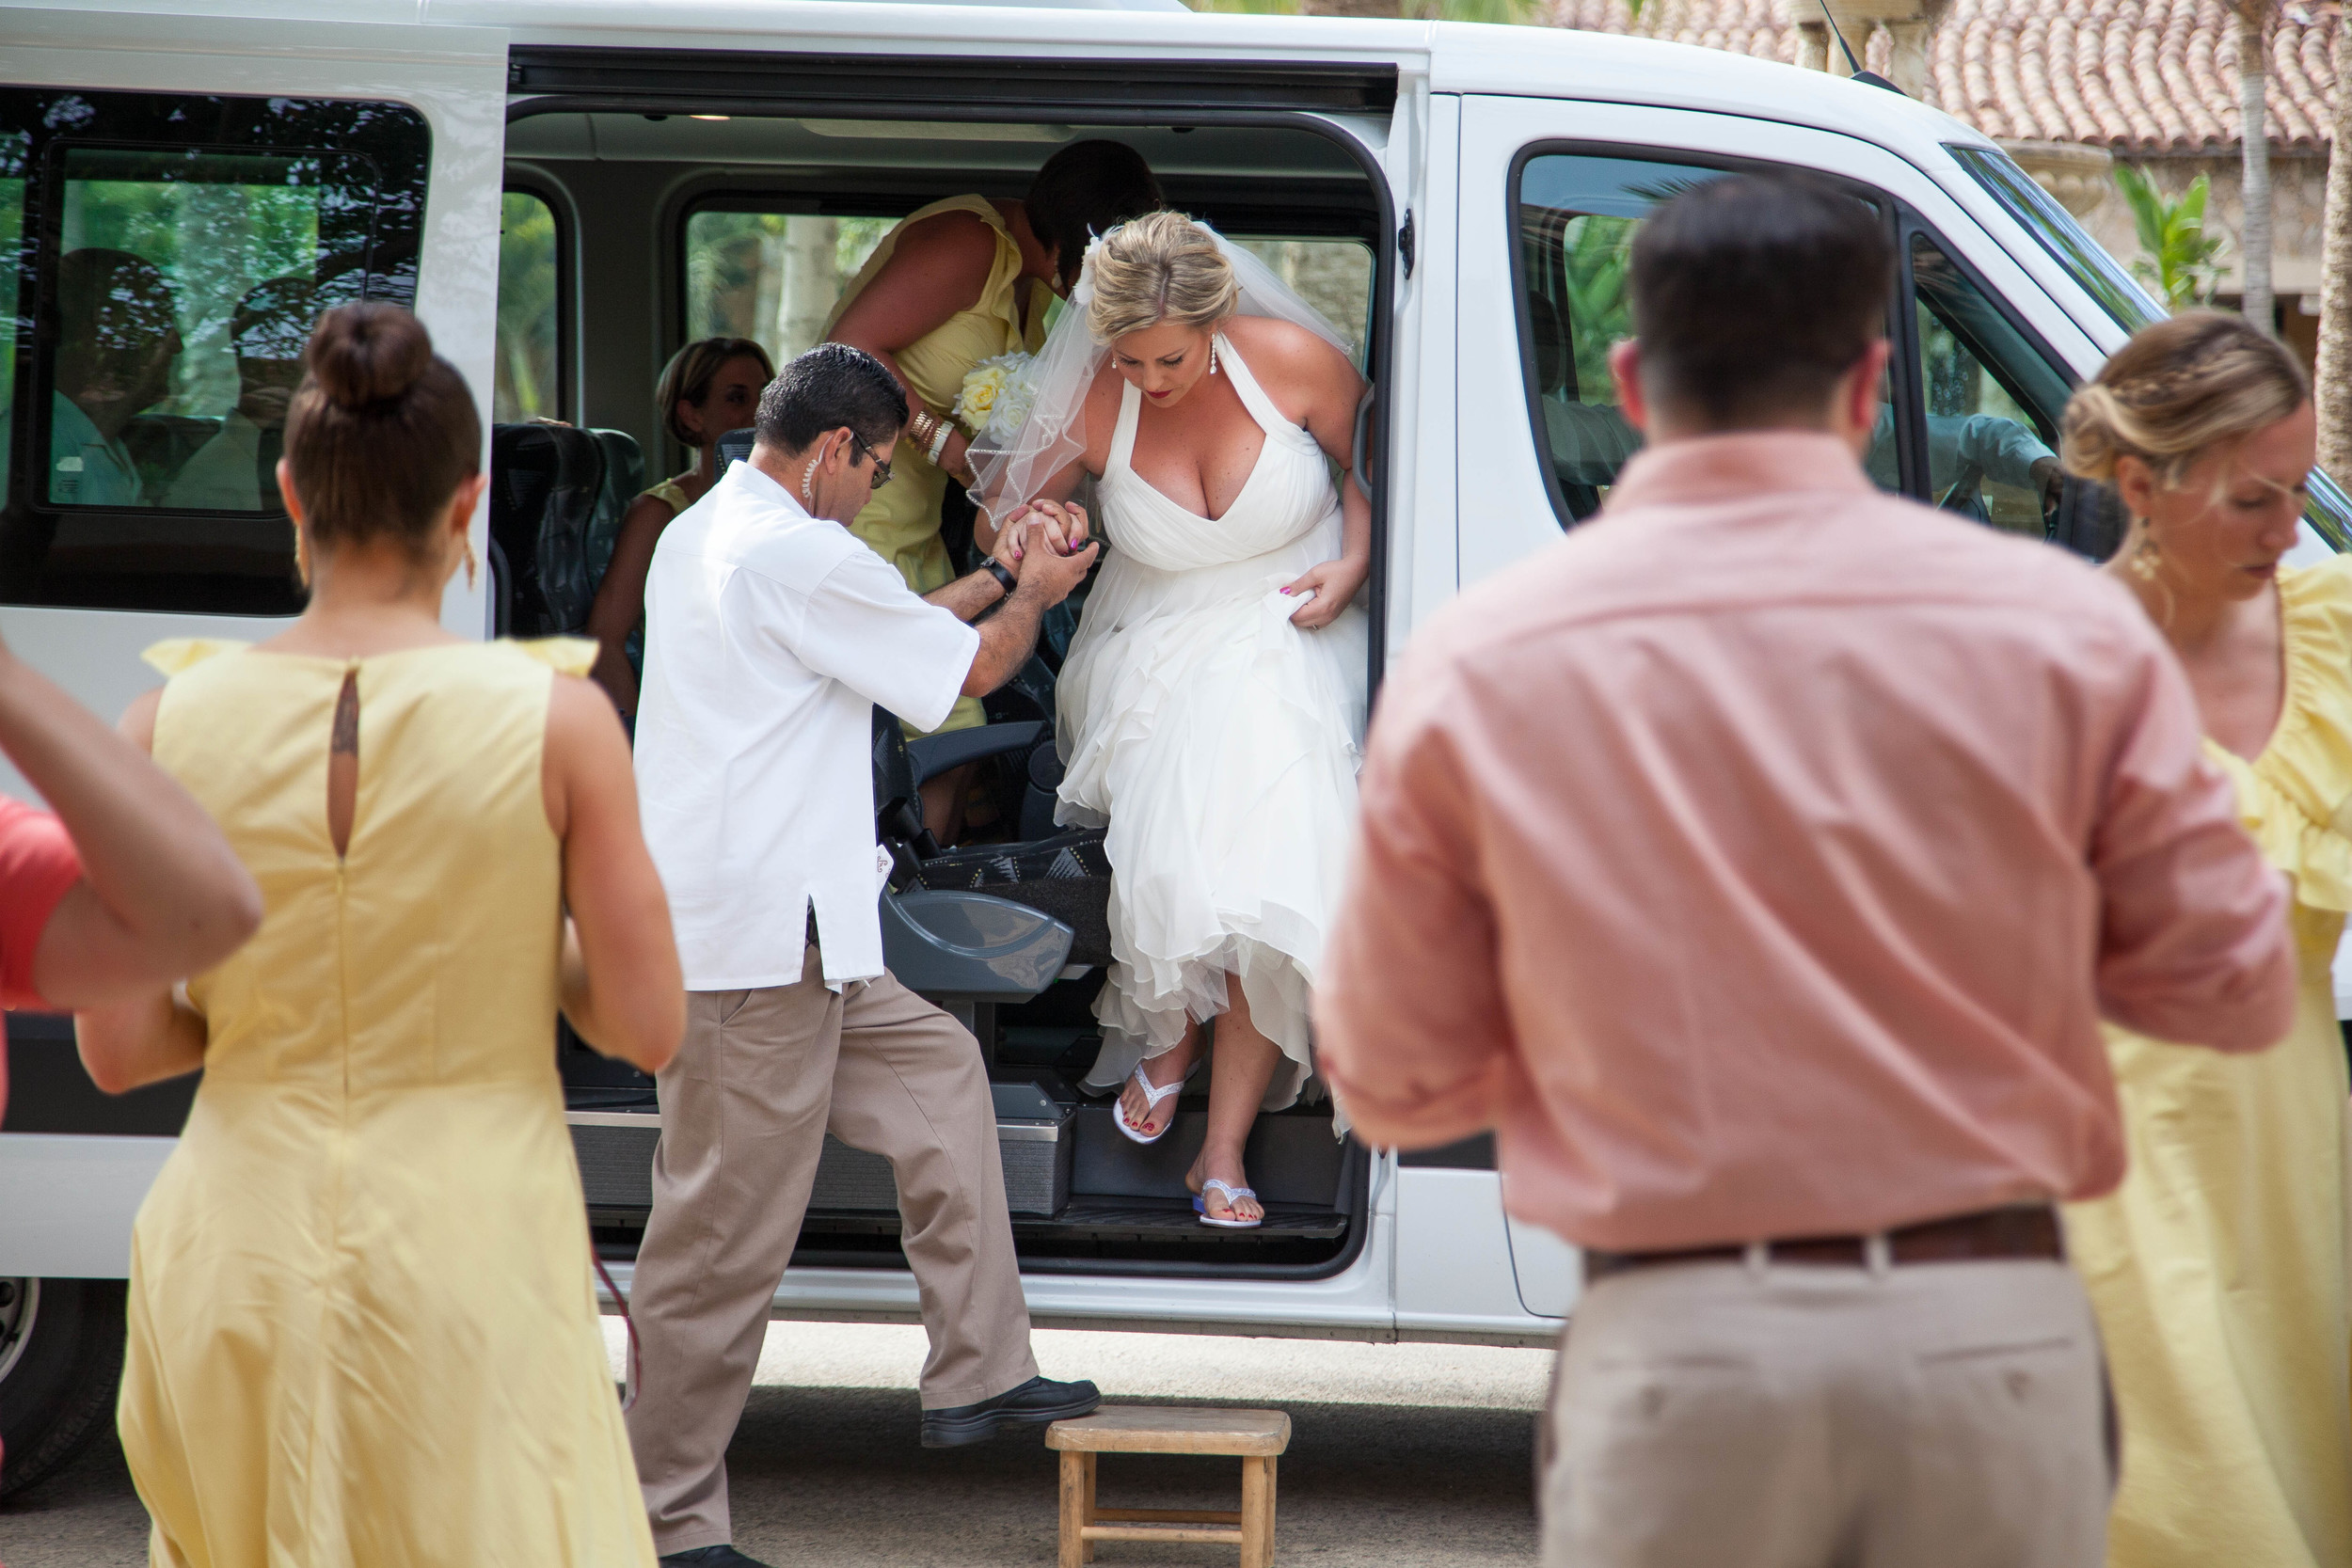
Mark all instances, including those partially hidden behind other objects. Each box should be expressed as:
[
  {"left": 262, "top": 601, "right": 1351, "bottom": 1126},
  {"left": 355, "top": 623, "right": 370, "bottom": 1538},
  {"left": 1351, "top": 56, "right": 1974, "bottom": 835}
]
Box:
[
  {"left": 1208, "top": 339, "right": 1219, "bottom": 377},
  {"left": 464, "top": 540, "right": 478, "bottom": 592},
  {"left": 2128, "top": 530, "right": 2161, "bottom": 582}
]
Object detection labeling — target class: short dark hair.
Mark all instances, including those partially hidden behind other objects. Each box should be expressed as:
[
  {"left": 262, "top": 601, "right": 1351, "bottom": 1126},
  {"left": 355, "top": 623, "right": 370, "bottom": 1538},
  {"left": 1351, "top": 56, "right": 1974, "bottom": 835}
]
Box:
[
  {"left": 755, "top": 341, "right": 908, "bottom": 456},
  {"left": 1628, "top": 174, "right": 1893, "bottom": 428},
  {"left": 1026, "top": 139, "right": 1163, "bottom": 290}
]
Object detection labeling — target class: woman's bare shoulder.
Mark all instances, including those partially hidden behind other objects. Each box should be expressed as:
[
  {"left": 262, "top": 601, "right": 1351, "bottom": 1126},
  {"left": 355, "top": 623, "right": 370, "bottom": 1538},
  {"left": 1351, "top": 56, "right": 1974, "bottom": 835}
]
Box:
[{"left": 1222, "top": 314, "right": 1359, "bottom": 390}]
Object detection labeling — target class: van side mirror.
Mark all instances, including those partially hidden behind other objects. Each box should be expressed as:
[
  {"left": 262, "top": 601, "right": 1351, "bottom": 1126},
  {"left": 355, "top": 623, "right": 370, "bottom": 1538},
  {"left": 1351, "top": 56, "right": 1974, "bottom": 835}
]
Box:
[{"left": 2048, "top": 475, "right": 2125, "bottom": 563}]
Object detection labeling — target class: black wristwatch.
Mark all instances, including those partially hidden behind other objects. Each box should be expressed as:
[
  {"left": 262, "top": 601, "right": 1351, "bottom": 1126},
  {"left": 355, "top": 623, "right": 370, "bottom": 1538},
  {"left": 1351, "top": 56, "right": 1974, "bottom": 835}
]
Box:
[{"left": 983, "top": 559, "right": 1018, "bottom": 596}]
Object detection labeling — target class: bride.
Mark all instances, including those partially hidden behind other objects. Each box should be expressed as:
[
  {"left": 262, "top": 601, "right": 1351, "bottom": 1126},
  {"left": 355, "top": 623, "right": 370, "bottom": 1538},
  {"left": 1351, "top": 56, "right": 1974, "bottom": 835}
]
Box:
[{"left": 974, "top": 212, "right": 1370, "bottom": 1227}]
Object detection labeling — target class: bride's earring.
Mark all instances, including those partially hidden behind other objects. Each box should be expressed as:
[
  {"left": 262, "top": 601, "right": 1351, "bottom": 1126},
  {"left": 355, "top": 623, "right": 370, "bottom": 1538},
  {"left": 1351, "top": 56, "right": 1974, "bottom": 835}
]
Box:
[
  {"left": 2128, "top": 530, "right": 2161, "bottom": 582},
  {"left": 1207, "top": 339, "right": 1219, "bottom": 377}
]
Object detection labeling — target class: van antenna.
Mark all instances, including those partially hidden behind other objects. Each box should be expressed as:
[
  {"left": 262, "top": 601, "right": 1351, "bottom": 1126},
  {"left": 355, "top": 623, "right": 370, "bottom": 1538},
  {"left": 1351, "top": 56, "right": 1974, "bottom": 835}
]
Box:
[{"left": 1815, "top": 1, "right": 1906, "bottom": 95}]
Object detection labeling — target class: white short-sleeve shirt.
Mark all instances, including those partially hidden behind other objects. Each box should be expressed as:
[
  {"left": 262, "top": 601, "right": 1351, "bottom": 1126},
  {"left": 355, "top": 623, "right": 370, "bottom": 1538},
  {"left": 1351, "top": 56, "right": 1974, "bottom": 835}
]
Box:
[{"left": 634, "top": 461, "right": 980, "bottom": 990}]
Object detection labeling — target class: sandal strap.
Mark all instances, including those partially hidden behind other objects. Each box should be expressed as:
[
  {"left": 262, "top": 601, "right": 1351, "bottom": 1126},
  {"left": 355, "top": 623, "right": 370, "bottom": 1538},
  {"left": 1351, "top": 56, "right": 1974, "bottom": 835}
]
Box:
[
  {"left": 1200, "top": 1180, "right": 1257, "bottom": 1202},
  {"left": 1127, "top": 1063, "right": 1184, "bottom": 1109}
]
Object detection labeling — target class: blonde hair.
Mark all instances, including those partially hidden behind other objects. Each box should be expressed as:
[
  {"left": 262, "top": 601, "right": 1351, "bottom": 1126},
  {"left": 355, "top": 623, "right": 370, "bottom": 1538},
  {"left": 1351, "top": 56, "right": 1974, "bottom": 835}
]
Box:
[
  {"left": 1085, "top": 212, "right": 1238, "bottom": 342},
  {"left": 2059, "top": 310, "right": 2309, "bottom": 492}
]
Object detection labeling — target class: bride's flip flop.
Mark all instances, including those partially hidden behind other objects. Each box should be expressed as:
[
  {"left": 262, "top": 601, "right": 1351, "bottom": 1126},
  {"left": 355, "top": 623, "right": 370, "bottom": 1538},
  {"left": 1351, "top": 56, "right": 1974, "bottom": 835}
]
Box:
[
  {"left": 1114, "top": 1062, "right": 1184, "bottom": 1145},
  {"left": 1193, "top": 1179, "right": 1263, "bottom": 1230}
]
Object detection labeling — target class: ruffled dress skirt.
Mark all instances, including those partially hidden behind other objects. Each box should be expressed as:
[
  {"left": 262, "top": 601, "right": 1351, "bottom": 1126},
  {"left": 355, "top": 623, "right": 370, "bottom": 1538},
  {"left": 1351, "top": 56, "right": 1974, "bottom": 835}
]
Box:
[{"left": 1057, "top": 529, "right": 1365, "bottom": 1111}]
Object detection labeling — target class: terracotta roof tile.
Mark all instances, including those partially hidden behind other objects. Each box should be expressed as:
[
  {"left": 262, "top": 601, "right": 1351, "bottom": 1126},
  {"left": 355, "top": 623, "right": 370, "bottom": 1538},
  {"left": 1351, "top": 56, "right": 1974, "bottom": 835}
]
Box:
[{"left": 1546, "top": 0, "right": 2344, "bottom": 150}]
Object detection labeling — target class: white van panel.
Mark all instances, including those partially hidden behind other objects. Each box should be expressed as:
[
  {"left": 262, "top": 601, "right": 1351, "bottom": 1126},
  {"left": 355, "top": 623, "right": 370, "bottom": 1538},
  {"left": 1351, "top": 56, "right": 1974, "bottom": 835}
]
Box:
[
  {"left": 0, "top": 5, "right": 509, "bottom": 650},
  {"left": 1392, "top": 1166, "right": 1550, "bottom": 1338},
  {"left": 0, "top": 1133, "right": 174, "bottom": 1276},
  {"left": 1392, "top": 88, "right": 1458, "bottom": 641},
  {"left": 1452, "top": 95, "right": 2106, "bottom": 590},
  {"left": 1504, "top": 1212, "right": 1579, "bottom": 1320}
]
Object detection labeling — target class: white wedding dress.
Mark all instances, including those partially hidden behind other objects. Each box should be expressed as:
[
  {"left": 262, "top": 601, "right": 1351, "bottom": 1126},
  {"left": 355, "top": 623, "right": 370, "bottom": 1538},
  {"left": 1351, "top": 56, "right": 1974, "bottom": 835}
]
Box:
[{"left": 1057, "top": 333, "right": 1368, "bottom": 1112}]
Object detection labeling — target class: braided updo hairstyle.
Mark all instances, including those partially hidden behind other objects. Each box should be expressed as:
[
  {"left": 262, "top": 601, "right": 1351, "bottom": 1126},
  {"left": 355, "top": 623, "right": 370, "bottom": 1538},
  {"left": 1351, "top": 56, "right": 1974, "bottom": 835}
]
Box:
[
  {"left": 2059, "top": 310, "right": 2308, "bottom": 496},
  {"left": 1084, "top": 212, "right": 1238, "bottom": 344},
  {"left": 284, "top": 302, "right": 481, "bottom": 557}
]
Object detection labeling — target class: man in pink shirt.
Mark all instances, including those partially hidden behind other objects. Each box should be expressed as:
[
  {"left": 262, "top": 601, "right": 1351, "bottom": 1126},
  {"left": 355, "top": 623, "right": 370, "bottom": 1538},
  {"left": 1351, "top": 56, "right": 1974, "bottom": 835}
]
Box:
[{"left": 1316, "top": 176, "right": 2296, "bottom": 1567}]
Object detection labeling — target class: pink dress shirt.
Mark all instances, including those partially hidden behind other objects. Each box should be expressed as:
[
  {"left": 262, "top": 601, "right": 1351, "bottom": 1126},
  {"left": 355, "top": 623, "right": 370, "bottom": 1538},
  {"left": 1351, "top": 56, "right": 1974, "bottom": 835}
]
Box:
[{"left": 1316, "top": 433, "right": 2297, "bottom": 1253}]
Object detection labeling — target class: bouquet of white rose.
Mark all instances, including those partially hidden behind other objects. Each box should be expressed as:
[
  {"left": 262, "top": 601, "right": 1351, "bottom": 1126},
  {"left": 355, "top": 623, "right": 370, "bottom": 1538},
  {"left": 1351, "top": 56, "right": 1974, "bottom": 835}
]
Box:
[{"left": 954, "top": 352, "right": 1039, "bottom": 443}]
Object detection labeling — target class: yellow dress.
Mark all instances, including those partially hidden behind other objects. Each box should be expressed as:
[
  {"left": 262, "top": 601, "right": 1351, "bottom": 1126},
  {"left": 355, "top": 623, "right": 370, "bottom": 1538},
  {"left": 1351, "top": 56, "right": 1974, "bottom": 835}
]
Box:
[
  {"left": 2062, "top": 557, "right": 2352, "bottom": 1568},
  {"left": 118, "top": 637, "right": 657, "bottom": 1568},
  {"left": 825, "top": 194, "right": 1048, "bottom": 734}
]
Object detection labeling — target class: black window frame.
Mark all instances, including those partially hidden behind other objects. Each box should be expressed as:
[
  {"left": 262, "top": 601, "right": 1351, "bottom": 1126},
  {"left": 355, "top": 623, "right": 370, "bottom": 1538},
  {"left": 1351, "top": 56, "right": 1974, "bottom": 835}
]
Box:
[{"left": 1, "top": 87, "right": 431, "bottom": 615}]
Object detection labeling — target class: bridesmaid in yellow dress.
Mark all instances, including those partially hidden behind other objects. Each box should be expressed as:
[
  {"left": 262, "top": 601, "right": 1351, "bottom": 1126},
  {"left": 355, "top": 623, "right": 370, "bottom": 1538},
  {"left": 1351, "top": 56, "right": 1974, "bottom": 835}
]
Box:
[
  {"left": 75, "top": 303, "right": 685, "bottom": 1567},
  {"left": 2057, "top": 310, "right": 2352, "bottom": 1568},
  {"left": 827, "top": 140, "right": 1158, "bottom": 837}
]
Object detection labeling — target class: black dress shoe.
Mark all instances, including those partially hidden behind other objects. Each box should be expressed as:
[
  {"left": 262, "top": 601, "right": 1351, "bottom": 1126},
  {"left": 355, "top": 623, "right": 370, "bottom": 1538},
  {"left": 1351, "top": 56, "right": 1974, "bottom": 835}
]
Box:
[
  {"left": 921, "top": 1373, "right": 1103, "bottom": 1448},
  {"left": 660, "top": 1547, "right": 774, "bottom": 1567}
]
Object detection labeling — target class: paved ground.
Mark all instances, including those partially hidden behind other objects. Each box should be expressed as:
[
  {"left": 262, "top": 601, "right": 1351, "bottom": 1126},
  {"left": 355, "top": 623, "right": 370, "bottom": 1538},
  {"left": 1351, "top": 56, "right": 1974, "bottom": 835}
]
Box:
[{"left": 0, "top": 1322, "right": 1551, "bottom": 1566}]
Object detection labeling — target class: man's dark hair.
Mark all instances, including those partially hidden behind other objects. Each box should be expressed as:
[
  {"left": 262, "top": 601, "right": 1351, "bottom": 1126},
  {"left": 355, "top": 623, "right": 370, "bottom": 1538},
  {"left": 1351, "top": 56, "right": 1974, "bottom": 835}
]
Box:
[
  {"left": 1628, "top": 174, "right": 1894, "bottom": 429},
  {"left": 1026, "top": 139, "right": 1163, "bottom": 290},
  {"left": 755, "top": 342, "right": 908, "bottom": 455}
]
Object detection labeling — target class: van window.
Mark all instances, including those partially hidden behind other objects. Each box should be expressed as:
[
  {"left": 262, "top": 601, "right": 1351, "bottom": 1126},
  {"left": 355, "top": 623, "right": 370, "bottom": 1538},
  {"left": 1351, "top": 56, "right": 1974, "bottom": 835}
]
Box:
[
  {"left": 680, "top": 208, "right": 1375, "bottom": 379},
  {"left": 2, "top": 89, "right": 429, "bottom": 614},
  {"left": 1950, "top": 146, "right": 2163, "bottom": 336},
  {"left": 497, "top": 190, "right": 563, "bottom": 423},
  {"left": 682, "top": 209, "right": 894, "bottom": 372},
  {"left": 1232, "top": 238, "right": 1374, "bottom": 367},
  {"left": 1895, "top": 234, "right": 2067, "bottom": 535}
]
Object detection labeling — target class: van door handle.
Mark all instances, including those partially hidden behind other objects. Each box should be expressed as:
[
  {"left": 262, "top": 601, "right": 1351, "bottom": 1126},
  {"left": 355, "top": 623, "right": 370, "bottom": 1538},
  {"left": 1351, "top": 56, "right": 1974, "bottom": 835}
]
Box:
[{"left": 1351, "top": 385, "right": 1377, "bottom": 501}]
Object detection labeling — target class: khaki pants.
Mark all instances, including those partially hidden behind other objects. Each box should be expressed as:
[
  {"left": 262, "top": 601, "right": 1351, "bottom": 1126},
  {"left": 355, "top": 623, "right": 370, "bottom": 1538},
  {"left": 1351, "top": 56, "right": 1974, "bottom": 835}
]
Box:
[
  {"left": 1540, "top": 1257, "right": 2111, "bottom": 1568},
  {"left": 624, "top": 941, "right": 1039, "bottom": 1555}
]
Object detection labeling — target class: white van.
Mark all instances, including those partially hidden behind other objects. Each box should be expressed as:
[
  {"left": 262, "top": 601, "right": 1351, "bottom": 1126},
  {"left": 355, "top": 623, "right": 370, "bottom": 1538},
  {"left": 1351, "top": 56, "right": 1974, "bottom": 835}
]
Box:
[{"left": 4, "top": 0, "right": 2342, "bottom": 1495}]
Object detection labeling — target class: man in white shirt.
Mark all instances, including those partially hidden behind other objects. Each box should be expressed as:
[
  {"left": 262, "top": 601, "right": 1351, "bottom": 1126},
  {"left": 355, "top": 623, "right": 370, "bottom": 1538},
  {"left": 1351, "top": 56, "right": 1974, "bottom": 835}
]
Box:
[{"left": 626, "top": 344, "right": 1101, "bottom": 1568}]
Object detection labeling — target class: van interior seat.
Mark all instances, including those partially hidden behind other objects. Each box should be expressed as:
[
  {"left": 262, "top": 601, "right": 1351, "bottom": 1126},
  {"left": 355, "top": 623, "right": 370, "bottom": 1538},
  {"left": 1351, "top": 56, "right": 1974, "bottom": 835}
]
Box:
[{"left": 488, "top": 422, "right": 644, "bottom": 639}]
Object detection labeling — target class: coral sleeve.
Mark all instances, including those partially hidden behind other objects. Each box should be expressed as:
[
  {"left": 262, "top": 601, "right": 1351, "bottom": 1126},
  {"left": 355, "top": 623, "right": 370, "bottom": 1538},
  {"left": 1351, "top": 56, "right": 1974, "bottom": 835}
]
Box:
[{"left": 0, "top": 798, "right": 84, "bottom": 1010}]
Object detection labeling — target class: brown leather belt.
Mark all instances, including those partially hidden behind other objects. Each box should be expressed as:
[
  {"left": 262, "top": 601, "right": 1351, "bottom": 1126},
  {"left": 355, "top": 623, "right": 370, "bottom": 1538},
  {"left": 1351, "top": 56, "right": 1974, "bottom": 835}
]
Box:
[{"left": 1583, "top": 1204, "right": 2063, "bottom": 1283}]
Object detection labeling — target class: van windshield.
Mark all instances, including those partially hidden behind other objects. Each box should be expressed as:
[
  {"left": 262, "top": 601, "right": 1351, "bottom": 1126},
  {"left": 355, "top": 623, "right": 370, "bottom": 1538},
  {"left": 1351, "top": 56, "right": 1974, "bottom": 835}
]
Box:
[
  {"left": 1951, "top": 143, "right": 2352, "bottom": 554},
  {"left": 1950, "top": 146, "right": 2162, "bottom": 336}
]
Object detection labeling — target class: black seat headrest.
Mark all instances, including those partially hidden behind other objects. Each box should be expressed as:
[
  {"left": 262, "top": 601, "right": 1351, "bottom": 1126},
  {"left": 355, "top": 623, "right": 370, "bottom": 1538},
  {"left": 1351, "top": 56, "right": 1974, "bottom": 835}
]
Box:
[{"left": 490, "top": 422, "right": 605, "bottom": 637}]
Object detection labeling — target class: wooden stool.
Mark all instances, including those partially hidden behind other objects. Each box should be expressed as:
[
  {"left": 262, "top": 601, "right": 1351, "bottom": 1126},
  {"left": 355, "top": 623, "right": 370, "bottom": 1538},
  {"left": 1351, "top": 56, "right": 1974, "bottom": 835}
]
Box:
[{"left": 1046, "top": 1405, "right": 1291, "bottom": 1568}]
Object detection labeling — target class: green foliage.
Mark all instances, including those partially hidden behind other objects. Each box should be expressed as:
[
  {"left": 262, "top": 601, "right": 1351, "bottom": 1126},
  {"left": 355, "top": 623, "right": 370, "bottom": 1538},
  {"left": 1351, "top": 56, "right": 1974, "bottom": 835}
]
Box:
[
  {"left": 61, "top": 168, "right": 318, "bottom": 418},
  {"left": 2114, "top": 164, "right": 2227, "bottom": 311},
  {"left": 1555, "top": 214, "right": 1634, "bottom": 398},
  {"left": 496, "top": 191, "right": 558, "bottom": 421}
]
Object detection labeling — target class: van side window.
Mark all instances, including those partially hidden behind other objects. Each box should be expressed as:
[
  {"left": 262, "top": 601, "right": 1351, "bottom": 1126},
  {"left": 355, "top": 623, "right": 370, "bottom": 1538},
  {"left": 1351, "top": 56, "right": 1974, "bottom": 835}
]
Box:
[
  {"left": 683, "top": 209, "right": 896, "bottom": 373},
  {"left": 497, "top": 190, "right": 564, "bottom": 423},
  {"left": 1898, "top": 233, "right": 2068, "bottom": 536},
  {"left": 3, "top": 89, "right": 429, "bottom": 614},
  {"left": 1230, "top": 238, "right": 1374, "bottom": 368},
  {"left": 1513, "top": 153, "right": 1902, "bottom": 530}
]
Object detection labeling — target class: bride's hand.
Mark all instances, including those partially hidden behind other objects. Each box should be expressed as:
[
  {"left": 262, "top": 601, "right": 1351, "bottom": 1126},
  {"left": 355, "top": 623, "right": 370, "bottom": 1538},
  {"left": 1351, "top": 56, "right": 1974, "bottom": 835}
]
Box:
[
  {"left": 1024, "top": 499, "right": 1090, "bottom": 555},
  {"left": 988, "top": 504, "right": 1035, "bottom": 567},
  {"left": 1280, "top": 555, "right": 1368, "bottom": 629}
]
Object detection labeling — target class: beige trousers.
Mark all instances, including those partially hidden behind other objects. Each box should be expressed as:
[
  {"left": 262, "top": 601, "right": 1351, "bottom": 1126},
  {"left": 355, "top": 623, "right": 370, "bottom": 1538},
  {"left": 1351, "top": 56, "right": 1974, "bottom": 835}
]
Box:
[
  {"left": 1540, "top": 1257, "right": 2111, "bottom": 1568},
  {"left": 624, "top": 940, "right": 1039, "bottom": 1555}
]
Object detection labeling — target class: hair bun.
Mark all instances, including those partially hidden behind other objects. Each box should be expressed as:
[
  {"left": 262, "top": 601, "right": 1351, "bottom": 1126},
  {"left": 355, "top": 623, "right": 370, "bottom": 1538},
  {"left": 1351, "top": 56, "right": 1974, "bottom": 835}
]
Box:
[{"left": 306, "top": 301, "right": 433, "bottom": 409}]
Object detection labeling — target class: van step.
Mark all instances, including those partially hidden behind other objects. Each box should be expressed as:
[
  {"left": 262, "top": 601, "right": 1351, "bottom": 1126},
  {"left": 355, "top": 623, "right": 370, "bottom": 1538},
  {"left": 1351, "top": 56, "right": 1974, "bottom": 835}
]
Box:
[{"left": 806, "top": 1195, "right": 1347, "bottom": 1243}]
